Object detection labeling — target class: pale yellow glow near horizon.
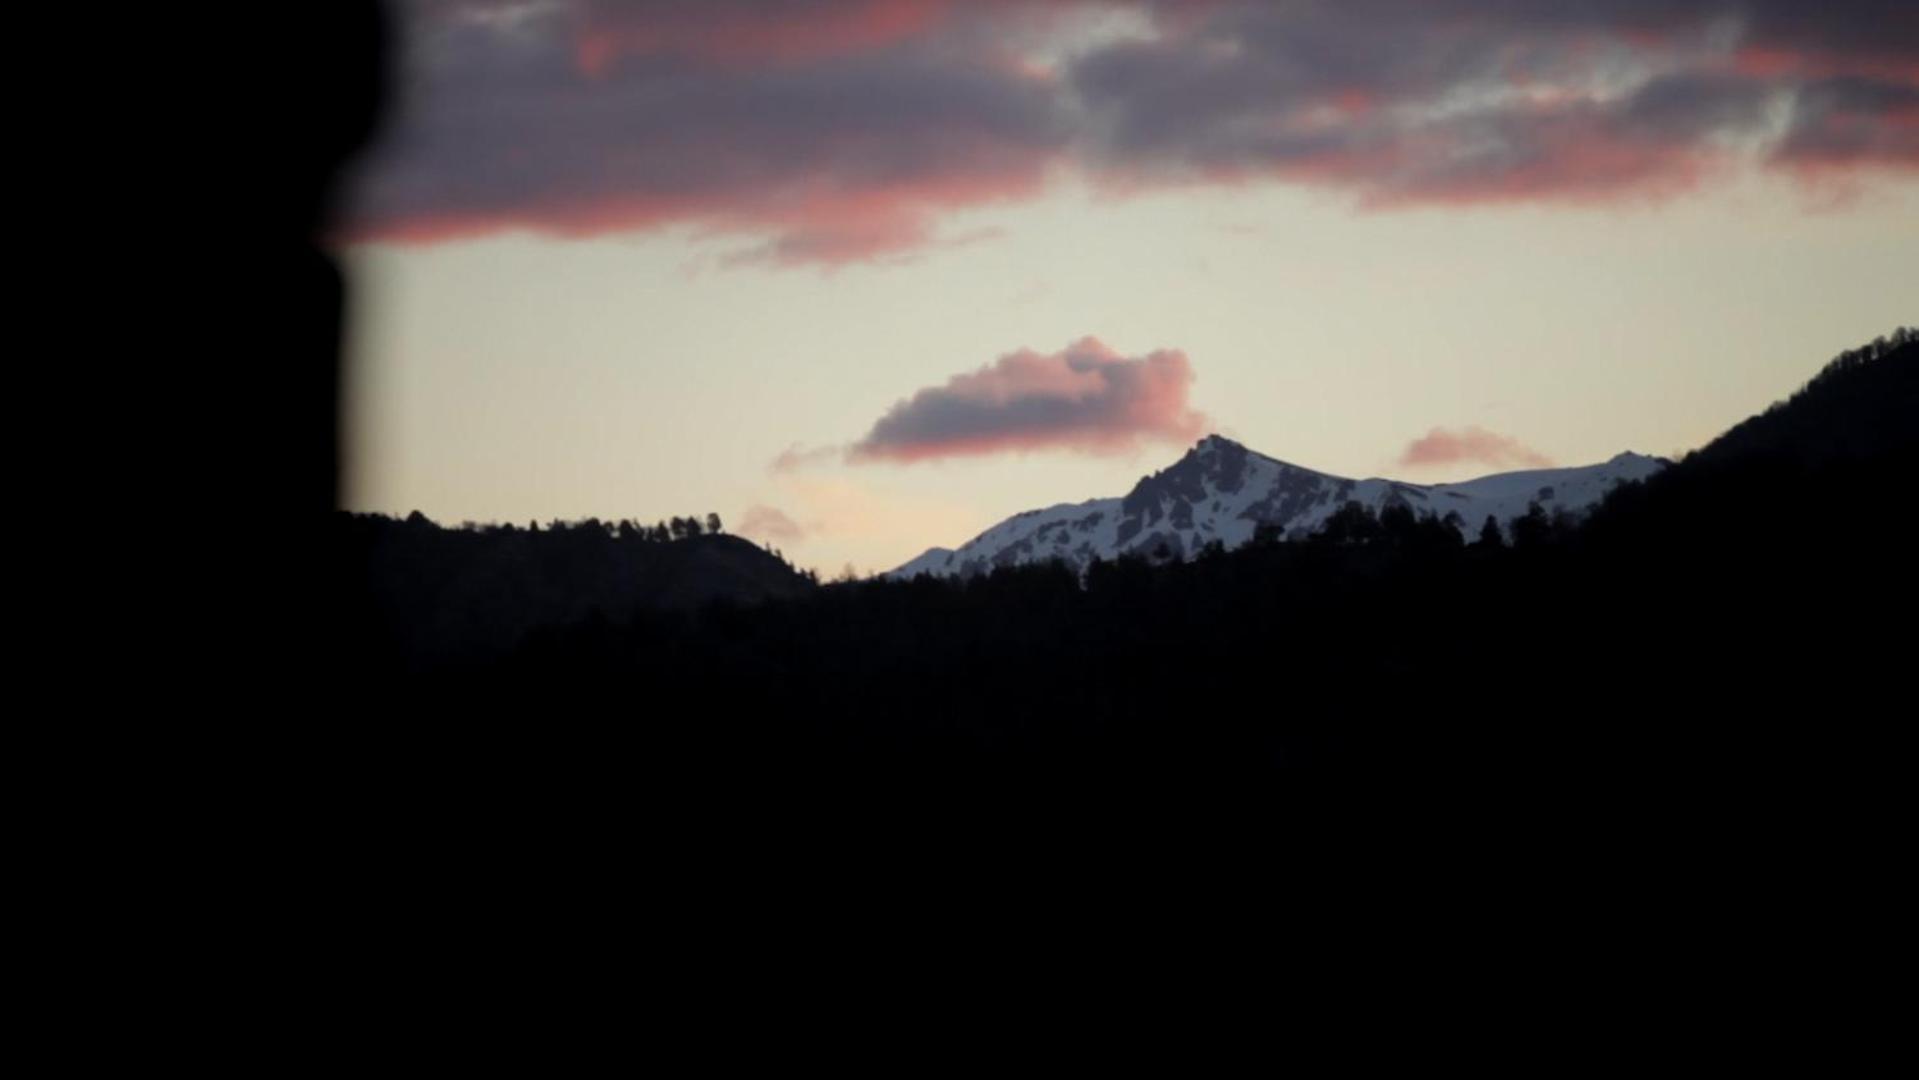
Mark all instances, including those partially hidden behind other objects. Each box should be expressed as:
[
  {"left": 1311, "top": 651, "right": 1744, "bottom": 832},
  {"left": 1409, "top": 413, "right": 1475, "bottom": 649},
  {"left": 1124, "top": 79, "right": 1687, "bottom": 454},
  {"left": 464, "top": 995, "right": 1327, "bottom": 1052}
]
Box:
[{"left": 342, "top": 173, "right": 1917, "bottom": 576}]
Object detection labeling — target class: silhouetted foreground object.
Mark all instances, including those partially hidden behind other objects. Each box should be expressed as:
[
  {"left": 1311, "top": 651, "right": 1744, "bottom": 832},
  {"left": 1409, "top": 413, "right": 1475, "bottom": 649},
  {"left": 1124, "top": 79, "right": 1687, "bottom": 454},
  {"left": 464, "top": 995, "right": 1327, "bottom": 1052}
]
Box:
[{"left": 144, "top": 4, "right": 388, "bottom": 689}]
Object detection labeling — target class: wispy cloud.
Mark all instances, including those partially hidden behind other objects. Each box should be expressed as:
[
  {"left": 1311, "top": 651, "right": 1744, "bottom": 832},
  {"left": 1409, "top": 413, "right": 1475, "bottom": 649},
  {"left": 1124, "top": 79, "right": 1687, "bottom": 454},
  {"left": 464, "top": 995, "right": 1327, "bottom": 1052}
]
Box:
[
  {"left": 738, "top": 504, "right": 808, "bottom": 544},
  {"left": 1399, "top": 426, "right": 1553, "bottom": 471},
  {"left": 770, "top": 443, "right": 846, "bottom": 474}
]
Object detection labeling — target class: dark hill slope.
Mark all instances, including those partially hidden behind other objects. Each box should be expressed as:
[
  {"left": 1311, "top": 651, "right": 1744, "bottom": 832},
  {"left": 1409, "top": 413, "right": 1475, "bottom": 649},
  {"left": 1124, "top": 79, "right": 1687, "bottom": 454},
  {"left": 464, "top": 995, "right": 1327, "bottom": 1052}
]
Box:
[
  {"left": 1550, "top": 328, "right": 1917, "bottom": 772},
  {"left": 332, "top": 514, "right": 814, "bottom": 667},
  {"left": 1687, "top": 328, "right": 1916, "bottom": 471},
  {"left": 1588, "top": 327, "right": 1916, "bottom": 550}
]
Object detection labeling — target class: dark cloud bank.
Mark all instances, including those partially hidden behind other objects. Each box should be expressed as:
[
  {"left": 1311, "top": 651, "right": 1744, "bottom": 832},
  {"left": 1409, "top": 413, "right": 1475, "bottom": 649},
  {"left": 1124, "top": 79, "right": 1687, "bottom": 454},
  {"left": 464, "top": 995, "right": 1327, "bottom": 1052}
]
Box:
[{"left": 343, "top": 1, "right": 1919, "bottom": 264}]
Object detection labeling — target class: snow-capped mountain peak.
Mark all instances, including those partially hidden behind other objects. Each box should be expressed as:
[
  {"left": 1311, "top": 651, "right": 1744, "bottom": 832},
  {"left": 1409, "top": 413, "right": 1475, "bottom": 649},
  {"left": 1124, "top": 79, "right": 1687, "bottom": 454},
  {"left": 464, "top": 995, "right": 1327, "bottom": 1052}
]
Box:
[{"left": 889, "top": 436, "right": 1666, "bottom": 579}]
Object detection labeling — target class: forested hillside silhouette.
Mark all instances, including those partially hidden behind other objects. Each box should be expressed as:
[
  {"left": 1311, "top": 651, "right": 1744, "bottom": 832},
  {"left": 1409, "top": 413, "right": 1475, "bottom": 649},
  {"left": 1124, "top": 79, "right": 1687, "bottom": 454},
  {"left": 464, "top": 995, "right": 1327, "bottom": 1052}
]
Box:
[
  {"left": 333, "top": 512, "right": 812, "bottom": 669},
  {"left": 349, "top": 330, "right": 1915, "bottom": 827}
]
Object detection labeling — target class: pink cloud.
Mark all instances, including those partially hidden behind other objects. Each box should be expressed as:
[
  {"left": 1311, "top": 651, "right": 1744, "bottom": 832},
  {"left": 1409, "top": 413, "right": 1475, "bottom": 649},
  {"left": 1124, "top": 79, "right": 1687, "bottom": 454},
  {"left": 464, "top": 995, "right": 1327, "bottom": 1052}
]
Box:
[
  {"left": 738, "top": 505, "right": 808, "bottom": 544},
  {"left": 849, "top": 337, "right": 1208, "bottom": 463},
  {"left": 1400, "top": 427, "right": 1553, "bottom": 471},
  {"left": 770, "top": 444, "right": 845, "bottom": 473},
  {"left": 1772, "top": 75, "right": 1919, "bottom": 175}
]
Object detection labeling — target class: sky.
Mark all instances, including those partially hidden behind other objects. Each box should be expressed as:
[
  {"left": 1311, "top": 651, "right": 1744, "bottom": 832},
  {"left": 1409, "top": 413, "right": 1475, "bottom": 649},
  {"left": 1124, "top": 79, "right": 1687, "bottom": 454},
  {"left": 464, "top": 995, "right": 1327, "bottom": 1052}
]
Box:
[{"left": 336, "top": 0, "right": 1918, "bottom": 576}]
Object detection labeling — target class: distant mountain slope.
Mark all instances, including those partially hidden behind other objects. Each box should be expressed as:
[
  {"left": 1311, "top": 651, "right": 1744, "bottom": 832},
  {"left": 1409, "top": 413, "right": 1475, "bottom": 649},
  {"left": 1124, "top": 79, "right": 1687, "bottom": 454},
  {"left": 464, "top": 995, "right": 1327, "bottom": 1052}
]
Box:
[{"left": 892, "top": 436, "right": 1665, "bottom": 579}]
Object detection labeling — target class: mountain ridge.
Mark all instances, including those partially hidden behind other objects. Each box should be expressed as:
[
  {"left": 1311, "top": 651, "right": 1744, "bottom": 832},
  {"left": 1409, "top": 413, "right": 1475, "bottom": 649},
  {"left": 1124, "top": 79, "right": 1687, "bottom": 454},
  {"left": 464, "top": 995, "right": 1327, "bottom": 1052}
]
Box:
[{"left": 891, "top": 436, "right": 1667, "bottom": 579}]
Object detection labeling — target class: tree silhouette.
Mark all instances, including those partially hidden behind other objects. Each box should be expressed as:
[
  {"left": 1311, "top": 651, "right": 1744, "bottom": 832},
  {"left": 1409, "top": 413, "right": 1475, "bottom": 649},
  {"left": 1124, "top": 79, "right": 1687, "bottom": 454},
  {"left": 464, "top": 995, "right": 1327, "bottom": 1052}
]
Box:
[
  {"left": 1476, "top": 515, "right": 1503, "bottom": 549},
  {"left": 1510, "top": 502, "right": 1553, "bottom": 549},
  {"left": 1313, "top": 501, "right": 1382, "bottom": 546},
  {"left": 1379, "top": 502, "right": 1418, "bottom": 545}
]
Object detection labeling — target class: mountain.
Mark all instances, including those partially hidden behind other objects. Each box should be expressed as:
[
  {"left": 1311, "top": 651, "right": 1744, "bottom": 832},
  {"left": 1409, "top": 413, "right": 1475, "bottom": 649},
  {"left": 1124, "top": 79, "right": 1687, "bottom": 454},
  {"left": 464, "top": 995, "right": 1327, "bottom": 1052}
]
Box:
[{"left": 891, "top": 436, "right": 1666, "bottom": 579}]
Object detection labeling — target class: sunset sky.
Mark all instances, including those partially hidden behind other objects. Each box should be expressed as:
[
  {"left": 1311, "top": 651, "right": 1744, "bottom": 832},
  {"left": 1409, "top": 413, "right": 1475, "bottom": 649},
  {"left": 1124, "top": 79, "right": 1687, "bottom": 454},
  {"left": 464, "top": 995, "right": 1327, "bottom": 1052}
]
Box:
[{"left": 337, "top": 0, "right": 1917, "bottom": 575}]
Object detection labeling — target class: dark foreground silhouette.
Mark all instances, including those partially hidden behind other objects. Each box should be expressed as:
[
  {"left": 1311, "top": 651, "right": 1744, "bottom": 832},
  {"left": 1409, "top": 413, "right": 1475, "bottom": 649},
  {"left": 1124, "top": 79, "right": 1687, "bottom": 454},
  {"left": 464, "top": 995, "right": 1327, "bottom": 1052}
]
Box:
[{"left": 334, "top": 332, "right": 1915, "bottom": 845}]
